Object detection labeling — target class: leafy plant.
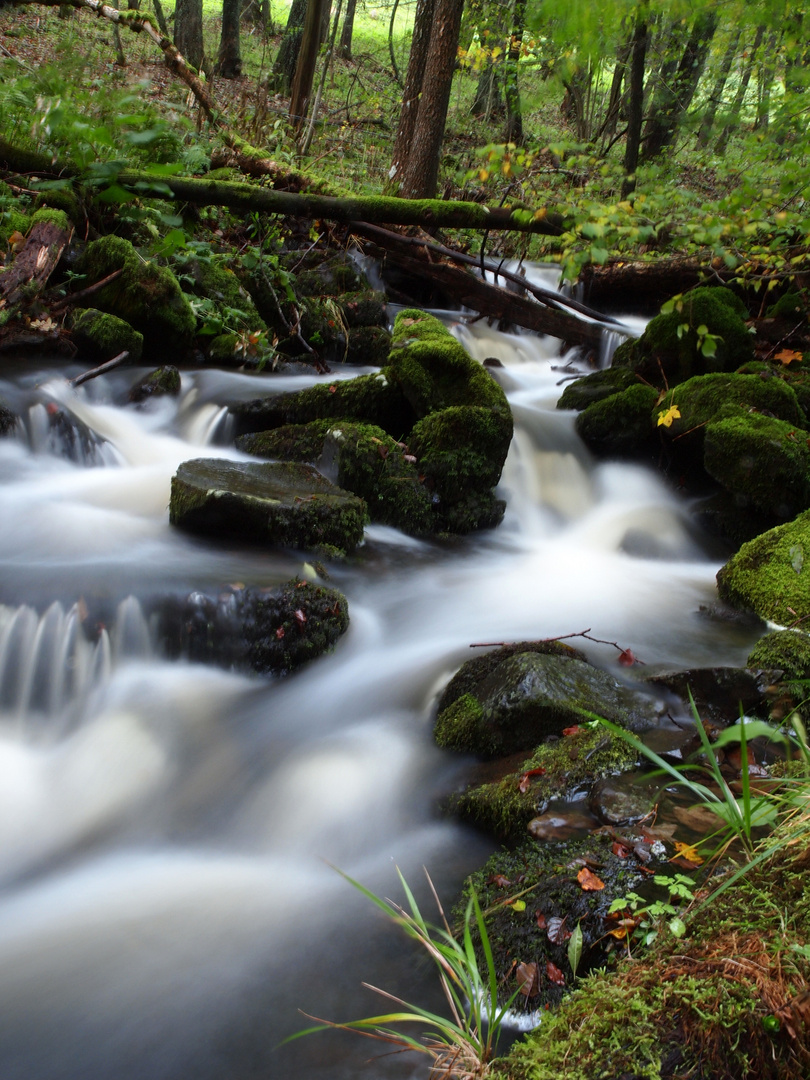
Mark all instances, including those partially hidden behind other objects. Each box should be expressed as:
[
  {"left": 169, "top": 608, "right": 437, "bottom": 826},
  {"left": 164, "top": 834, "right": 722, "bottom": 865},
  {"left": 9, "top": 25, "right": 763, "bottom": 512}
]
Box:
[
  {"left": 607, "top": 872, "right": 695, "bottom": 949},
  {"left": 286, "top": 867, "right": 522, "bottom": 1079}
]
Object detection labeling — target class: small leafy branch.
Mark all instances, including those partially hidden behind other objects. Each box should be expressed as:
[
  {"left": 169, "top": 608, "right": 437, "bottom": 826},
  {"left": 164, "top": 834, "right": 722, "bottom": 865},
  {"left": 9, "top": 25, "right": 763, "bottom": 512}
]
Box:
[{"left": 606, "top": 872, "right": 695, "bottom": 949}]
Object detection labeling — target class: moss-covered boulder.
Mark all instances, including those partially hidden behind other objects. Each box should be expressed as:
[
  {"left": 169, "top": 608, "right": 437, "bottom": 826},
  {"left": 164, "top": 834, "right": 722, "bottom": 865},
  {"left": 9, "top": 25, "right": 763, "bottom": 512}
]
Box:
[
  {"left": 158, "top": 578, "right": 349, "bottom": 676},
  {"left": 230, "top": 369, "right": 417, "bottom": 440},
  {"left": 128, "top": 366, "right": 181, "bottom": 403},
  {"left": 447, "top": 724, "right": 639, "bottom": 841},
  {"left": 179, "top": 256, "right": 266, "bottom": 332},
  {"left": 612, "top": 286, "right": 754, "bottom": 387},
  {"left": 434, "top": 643, "right": 660, "bottom": 758},
  {"left": 238, "top": 420, "right": 435, "bottom": 536},
  {"left": 346, "top": 325, "right": 392, "bottom": 366},
  {"left": 71, "top": 307, "right": 144, "bottom": 364},
  {"left": 339, "top": 291, "right": 387, "bottom": 328},
  {"left": 748, "top": 629, "right": 810, "bottom": 681},
  {"left": 0, "top": 207, "right": 31, "bottom": 250},
  {"left": 556, "top": 366, "right": 640, "bottom": 412},
  {"left": 717, "top": 511, "right": 810, "bottom": 624},
  {"left": 704, "top": 412, "right": 810, "bottom": 519},
  {"left": 575, "top": 383, "right": 659, "bottom": 456},
  {"left": 170, "top": 458, "right": 367, "bottom": 555},
  {"left": 0, "top": 398, "right": 19, "bottom": 436},
  {"left": 77, "top": 236, "right": 196, "bottom": 361}
]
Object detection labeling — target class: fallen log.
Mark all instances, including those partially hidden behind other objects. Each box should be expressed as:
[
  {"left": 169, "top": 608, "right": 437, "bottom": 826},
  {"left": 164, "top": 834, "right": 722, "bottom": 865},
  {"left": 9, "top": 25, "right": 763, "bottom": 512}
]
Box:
[
  {"left": 578, "top": 256, "right": 735, "bottom": 310},
  {"left": 0, "top": 219, "right": 72, "bottom": 305}
]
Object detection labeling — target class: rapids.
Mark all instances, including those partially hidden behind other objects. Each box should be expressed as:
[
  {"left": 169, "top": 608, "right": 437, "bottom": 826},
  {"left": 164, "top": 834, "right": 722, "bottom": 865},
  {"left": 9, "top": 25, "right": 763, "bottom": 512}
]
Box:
[{"left": 0, "top": 286, "right": 761, "bottom": 1080}]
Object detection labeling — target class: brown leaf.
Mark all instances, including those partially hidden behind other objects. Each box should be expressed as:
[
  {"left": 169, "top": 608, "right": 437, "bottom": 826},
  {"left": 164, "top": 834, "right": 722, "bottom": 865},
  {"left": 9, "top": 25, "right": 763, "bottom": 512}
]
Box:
[
  {"left": 577, "top": 867, "right": 605, "bottom": 891},
  {"left": 546, "top": 961, "right": 566, "bottom": 986},
  {"left": 611, "top": 841, "right": 631, "bottom": 859},
  {"left": 487, "top": 873, "right": 511, "bottom": 888},
  {"left": 275, "top": 627, "right": 285, "bottom": 640},
  {"left": 516, "top": 961, "right": 540, "bottom": 997},
  {"left": 535, "top": 911, "right": 547, "bottom": 930},
  {"left": 294, "top": 609, "right": 307, "bottom": 627},
  {"left": 547, "top": 916, "right": 571, "bottom": 945}
]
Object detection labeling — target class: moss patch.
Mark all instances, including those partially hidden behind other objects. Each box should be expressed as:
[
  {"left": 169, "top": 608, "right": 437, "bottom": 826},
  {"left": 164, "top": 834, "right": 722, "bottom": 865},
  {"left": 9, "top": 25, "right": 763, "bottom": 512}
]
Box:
[
  {"left": 716, "top": 511, "right": 810, "bottom": 624},
  {"left": 71, "top": 307, "right": 144, "bottom": 364},
  {"left": 575, "top": 383, "right": 658, "bottom": 456}
]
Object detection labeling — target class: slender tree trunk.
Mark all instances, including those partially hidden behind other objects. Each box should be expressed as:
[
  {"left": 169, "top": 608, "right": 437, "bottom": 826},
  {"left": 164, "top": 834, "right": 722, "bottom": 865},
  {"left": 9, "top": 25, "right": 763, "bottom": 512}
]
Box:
[
  {"left": 289, "top": 0, "right": 329, "bottom": 128},
  {"left": 271, "top": 0, "right": 307, "bottom": 91},
  {"left": 338, "top": 0, "right": 356, "bottom": 59},
  {"left": 755, "top": 30, "right": 781, "bottom": 130},
  {"left": 112, "top": 0, "right": 126, "bottom": 64},
  {"left": 641, "top": 9, "right": 718, "bottom": 160},
  {"left": 621, "top": 15, "right": 647, "bottom": 199},
  {"left": 216, "top": 0, "right": 242, "bottom": 77},
  {"left": 151, "top": 0, "right": 169, "bottom": 34},
  {"left": 470, "top": 63, "right": 503, "bottom": 120},
  {"left": 696, "top": 27, "right": 741, "bottom": 147},
  {"left": 716, "top": 24, "right": 765, "bottom": 155},
  {"left": 397, "top": 0, "right": 464, "bottom": 198},
  {"left": 601, "top": 30, "right": 632, "bottom": 140},
  {"left": 503, "top": 0, "right": 525, "bottom": 144},
  {"left": 174, "top": 0, "right": 204, "bottom": 70},
  {"left": 388, "top": 0, "right": 435, "bottom": 191}
]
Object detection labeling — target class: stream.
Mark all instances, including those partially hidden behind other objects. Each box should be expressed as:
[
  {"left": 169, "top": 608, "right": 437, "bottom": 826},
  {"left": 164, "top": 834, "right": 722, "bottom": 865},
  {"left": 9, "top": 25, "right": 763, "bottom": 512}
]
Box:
[{"left": 0, "top": 276, "right": 763, "bottom": 1080}]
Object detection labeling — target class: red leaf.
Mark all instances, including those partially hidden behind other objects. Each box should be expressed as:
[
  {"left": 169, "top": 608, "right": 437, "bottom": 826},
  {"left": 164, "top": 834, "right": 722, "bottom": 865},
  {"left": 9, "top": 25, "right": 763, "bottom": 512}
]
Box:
[
  {"left": 611, "top": 841, "right": 631, "bottom": 859},
  {"left": 518, "top": 766, "right": 547, "bottom": 793},
  {"left": 535, "top": 911, "right": 547, "bottom": 929},
  {"left": 516, "top": 961, "right": 540, "bottom": 997},
  {"left": 546, "top": 961, "right": 566, "bottom": 986},
  {"left": 547, "top": 916, "right": 571, "bottom": 945},
  {"left": 577, "top": 867, "right": 605, "bottom": 891},
  {"left": 329, "top": 385, "right": 337, "bottom": 393},
  {"left": 562, "top": 726, "right": 583, "bottom": 737},
  {"left": 294, "top": 609, "right": 307, "bottom": 627},
  {"left": 487, "top": 874, "right": 511, "bottom": 888},
  {"left": 618, "top": 648, "right": 637, "bottom": 667},
  {"left": 275, "top": 627, "right": 285, "bottom": 639}
]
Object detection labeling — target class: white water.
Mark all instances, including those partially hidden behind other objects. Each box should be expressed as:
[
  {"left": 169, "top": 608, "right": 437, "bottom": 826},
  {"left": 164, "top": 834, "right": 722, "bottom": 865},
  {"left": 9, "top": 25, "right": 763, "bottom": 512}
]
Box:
[{"left": 0, "top": 303, "right": 760, "bottom": 1080}]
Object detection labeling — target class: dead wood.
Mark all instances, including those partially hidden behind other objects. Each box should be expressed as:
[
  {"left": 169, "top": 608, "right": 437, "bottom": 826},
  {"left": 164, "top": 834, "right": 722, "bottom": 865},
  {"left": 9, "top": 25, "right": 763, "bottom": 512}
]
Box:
[{"left": 0, "top": 219, "right": 71, "bottom": 305}]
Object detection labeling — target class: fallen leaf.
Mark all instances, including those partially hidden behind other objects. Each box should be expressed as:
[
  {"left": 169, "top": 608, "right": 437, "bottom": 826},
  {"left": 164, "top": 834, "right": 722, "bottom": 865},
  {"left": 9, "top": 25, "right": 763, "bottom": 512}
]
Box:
[
  {"left": 547, "top": 916, "right": 571, "bottom": 944},
  {"left": 776, "top": 348, "right": 803, "bottom": 365},
  {"left": 516, "top": 961, "right": 540, "bottom": 997},
  {"left": 275, "top": 627, "right": 285, "bottom": 639},
  {"left": 294, "top": 609, "right": 307, "bottom": 627},
  {"left": 488, "top": 873, "right": 511, "bottom": 888},
  {"left": 328, "top": 385, "right": 337, "bottom": 393},
  {"left": 673, "top": 841, "right": 704, "bottom": 866},
  {"left": 618, "top": 648, "right": 638, "bottom": 666},
  {"left": 612, "top": 841, "right": 631, "bottom": 859},
  {"left": 657, "top": 404, "right": 681, "bottom": 428},
  {"left": 535, "top": 911, "right": 547, "bottom": 929},
  {"left": 510, "top": 899, "right": 527, "bottom": 912},
  {"left": 577, "top": 867, "right": 605, "bottom": 891},
  {"left": 562, "top": 726, "right": 583, "bottom": 737},
  {"left": 518, "top": 766, "right": 547, "bottom": 793},
  {"left": 546, "top": 961, "right": 566, "bottom": 986}
]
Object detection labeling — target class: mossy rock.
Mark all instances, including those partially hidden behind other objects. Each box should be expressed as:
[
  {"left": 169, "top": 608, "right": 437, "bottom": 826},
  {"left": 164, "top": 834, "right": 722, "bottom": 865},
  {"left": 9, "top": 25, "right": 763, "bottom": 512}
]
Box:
[
  {"left": 206, "top": 332, "right": 241, "bottom": 365},
  {"left": 346, "top": 325, "right": 392, "bottom": 366},
  {"left": 612, "top": 286, "right": 754, "bottom": 387},
  {"left": 575, "top": 383, "right": 658, "bottom": 456},
  {"left": 77, "top": 235, "right": 196, "bottom": 361},
  {"left": 229, "top": 369, "right": 417, "bottom": 440},
  {"left": 766, "top": 289, "right": 806, "bottom": 319},
  {"left": 338, "top": 291, "right": 387, "bottom": 327},
  {"left": 159, "top": 578, "right": 348, "bottom": 676},
  {"left": 35, "top": 187, "right": 82, "bottom": 224},
  {"left": 656, "top": 371, "right": 805, "bottom": 465},
  {"left": 458, "top": 836, "right": 651, "bottom": 1012},
  {"left": 556, "top": 366, "right": 640, "bottom": 411},
  {"left": 180, "top": 256, "right": 267, "bottom": 333},
  {"left": 290, "top": 252, "right": 363, "bottom": 296},
  {"left": 71, "top": 307, "right": 144, "bottom": 365},
  {"left": 434, "top": 647, "right": 660, "bottom": 758},
  {"left": 238, "top": 419, "right": 435, "bottom": 536},
  {"left": 28, "top": 206, "right": 72, "bottom": 232},
  {"left": 447, "top": 725, "right": 638, "bottom": 841},
  {"left": 128, "top": 366, "right": 181, "bottom": 403},
  {"left": 0, "top": 208, "right": 31, "bottom": 249},
  {"left": 0, "top": 399, "right": 19, "bottom": 437},
  {"left": 717, "top": 511, "right": 810, "bottom": 624},
  {"left": 703, "top": 411, "right": 810, "bottom": 519},
  {"left": 170, "top": 458, "right": 367, "bottom": 555},
  {"left": 748, "top": 629, "right": 810, "bottom": 680}
]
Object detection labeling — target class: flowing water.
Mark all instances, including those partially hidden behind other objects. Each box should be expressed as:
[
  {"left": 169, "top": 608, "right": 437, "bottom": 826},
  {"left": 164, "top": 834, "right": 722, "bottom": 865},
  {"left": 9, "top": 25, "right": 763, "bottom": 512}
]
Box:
[{"left": 0, "top": 286, "right": 762, "bottom": 1080}]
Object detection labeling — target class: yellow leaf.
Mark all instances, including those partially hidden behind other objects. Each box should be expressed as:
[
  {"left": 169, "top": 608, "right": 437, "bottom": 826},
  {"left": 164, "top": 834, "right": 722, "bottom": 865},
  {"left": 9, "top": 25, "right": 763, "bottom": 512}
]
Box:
[
  {"left": 776, "top": 349, "right": 803, "bottom": 365},
  {"left": 478, "top": 169, "right": 489, "bottom": 182},
  {"left": 674, "top": 841, "right": 704, "bottom": 866},
  {"left": 657, "top": 405, "right": 681, "bottom": 428}
]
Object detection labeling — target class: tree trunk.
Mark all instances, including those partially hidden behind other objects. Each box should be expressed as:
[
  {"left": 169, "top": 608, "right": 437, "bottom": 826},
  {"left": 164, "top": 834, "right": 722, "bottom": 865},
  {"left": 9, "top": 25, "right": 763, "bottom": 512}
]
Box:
[
  {"left": 271, "top": 0, "right": 307, "bottom": 92},
  {"left": 755, "top": 30, "right": 781, "bottom": 130},
  {"left": 696, "top": 27, "right": 741, "bottom": 147},
  {"left": 600, "top": 30, "right": 632, "bottom": 141},
  {"left": 338, "top": 0, "right": 355, "bottom": 59},
  {"left": 216, "top": 0, "right": 242, "bottom": 77},
  {"left": 470, "top": 63, "right": 503, "bottom": 120},
  {"left": 397, "top": 0, "right": 464, "bottom": 199},
  {"left": 388, "top": 0, "right": 435, "bottom": 191},
  {"left": 621, "top": 16, "right": 647, "bottom": 200},
  {"left": 716, "top": 24, "right": 765, "bottom": 156},
  {"left": 151, "top": 0, "right": 169, "bottom": 35},
  {"left": 112, "top": 0, "right": 126, "bottom": 65},
  {"left": 641, "top": 9, "right": 718, "bottom": 160},
  {"left": 503, "top": 0, "right": 525, "bottom": 144},
  {"left": 289, "top": 0, "right": 329, "bottom": 128},
  {"left": 174, "top": 0, "right": 204, "bottom": 70}
]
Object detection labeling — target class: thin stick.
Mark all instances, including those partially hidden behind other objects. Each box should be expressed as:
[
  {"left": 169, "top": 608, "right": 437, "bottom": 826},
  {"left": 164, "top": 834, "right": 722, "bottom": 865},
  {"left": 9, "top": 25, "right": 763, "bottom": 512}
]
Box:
[{"left": 71, "top": 350, "right": 130, "bottom": 386}]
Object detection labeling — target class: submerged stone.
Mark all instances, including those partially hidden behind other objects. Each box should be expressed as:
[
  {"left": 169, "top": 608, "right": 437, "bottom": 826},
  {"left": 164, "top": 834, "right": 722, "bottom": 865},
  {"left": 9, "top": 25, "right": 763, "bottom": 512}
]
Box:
[{"left": 169, "top": 458, "right": 367, "bottom": 555}]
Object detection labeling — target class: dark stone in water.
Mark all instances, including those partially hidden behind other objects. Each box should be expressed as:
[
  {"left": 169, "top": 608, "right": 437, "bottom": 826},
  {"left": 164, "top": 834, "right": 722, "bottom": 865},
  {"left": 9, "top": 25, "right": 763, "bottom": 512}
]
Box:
[
  {"left": 588, "top": 775, "right": 656, "bottom": 826},
  {"left": 169, "top": 458, "right": 367, "bottom": 556},
  {"left": 129, "top": 366, "right": 181, "bottom": 403}
]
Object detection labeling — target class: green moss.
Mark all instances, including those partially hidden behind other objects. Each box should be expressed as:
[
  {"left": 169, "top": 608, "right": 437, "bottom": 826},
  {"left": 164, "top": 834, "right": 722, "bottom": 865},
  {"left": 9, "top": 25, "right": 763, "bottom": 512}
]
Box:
[
  {"left": 575, "top": 383, "right": 658, "bottom": 456},
  {"left": 181, "top": 257, "right": 266, "bottom": 332},
  {"left": 409, "top": 404, "right": 512, "bottom": 507},
  {"left": 206, "top": 332, "right": 240, "bottom": 364},
  {"left": 0, "top": 209, "right": 31, "bottom": 249},
  {"left": 71, "top": 307, "right": 144, "bottom": 364},
  {"left": 77, "top": 235, "right": 196, "bottom": 360},
  {"left": 703, "top": 411, "right": 810, "bottom": 519},
  {"left": 748, "top": 629, "right": 810, "bottom": 677},
  {"left": 346, "top": 325, "right": 392, "bottom": 366},
  {"left": 28, "top": 206, "right": 71, "bottom": 232},
  {"left": 237, "top": 421, "right": 332, "bottom": 462},
  {"left": 339, "top": 291, "right": 387, "bottom": 327},
  {"left": 128, "top": 366, "right": 181, "bottom": 403},
  {"left": 35, "top": 187, "right": 82, "bottom": 223},
  {"left": 556, "top": 367, "right": 639, "bottom": 411},
  {"left": 717, "top": 511, "right": 810, "bottom": 623},
  {"left": 448, "top": 726, "right": 638, "bottom": 841},
  {"left": 766, "top": 289, "right": 806, "bottom": 319},
  {"left": 613, "top": 286, "right": 754, "bottom": 387}
]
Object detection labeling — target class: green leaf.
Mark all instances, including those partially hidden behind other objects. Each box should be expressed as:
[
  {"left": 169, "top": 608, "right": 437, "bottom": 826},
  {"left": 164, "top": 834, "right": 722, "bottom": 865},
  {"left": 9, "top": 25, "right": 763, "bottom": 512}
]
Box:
[
  {"left": 568, "top": 921, "right": 583, "bottom": 979},
  {"left": 668, "top": 917, "right": 686, "bottom": 938}
]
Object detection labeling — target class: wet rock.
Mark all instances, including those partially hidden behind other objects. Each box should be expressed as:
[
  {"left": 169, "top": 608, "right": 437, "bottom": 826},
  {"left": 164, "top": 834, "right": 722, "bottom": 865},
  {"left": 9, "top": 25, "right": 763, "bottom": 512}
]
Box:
[
  {"left": 646, "top": 666, "right": 775, "bottom": 725},
  {"left": 128, "top": 366, "right": 181, "bottom": 403},
  {"left": 169, "top": 458, "right": 367, "bottom": 556},
  {"left": 434, "top": 646, "right": 660, "bottom": 758},
  {"left": 575, "top": 383, "right": 658, "bottom": 457},
  {"left": 345, "top": 325, "right": 391, "bottom": 366},
  {"left": 158, "top": 578, "right": 349, "bottom": 676},
  {"left": 71, "top": 307, "right": 144, "bottom": 364},
  {"left": 557, "top": 367, "right": 639, "bottom": 412},
  {"left": 588, "top": 775, "right": 656, "bottom": 826},
  {"left": 527, "top": 804, "right": 600, "bottom": 839},
  {"left": 0, "top": 399, "right": 19, "bottom": 437},
  {"left": 747, "top": 630, "right": 810, "bottom": 719},
  {"left": 716, "top": 511, "right": 810, "bottom": 625}
]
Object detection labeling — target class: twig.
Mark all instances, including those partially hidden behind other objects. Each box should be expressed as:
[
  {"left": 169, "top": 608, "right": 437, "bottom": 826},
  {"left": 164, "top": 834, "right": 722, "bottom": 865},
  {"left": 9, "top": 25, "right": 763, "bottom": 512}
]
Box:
[
  {"left": 470, "top": 628, "right": 644, "bottom": 664},
  {"left": 70, "top": 349, "right": 130, "bottom": 386},
  {"left": 50, "top": 267, "right": 124, "bottom": 310}
]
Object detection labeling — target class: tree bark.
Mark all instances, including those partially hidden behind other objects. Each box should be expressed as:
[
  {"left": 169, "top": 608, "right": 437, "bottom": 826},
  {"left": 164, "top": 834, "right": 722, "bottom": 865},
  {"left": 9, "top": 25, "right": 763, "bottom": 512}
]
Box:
[
  {"left": 600, "top": 30, "right": 632, "bottom": 141},
  {"left": 216, "top": 0, "right": 242, "bottom": 78},
  {"left": 503, "top": 0, "right": 525, "bottom": 144},
  {"left": 338, "top": 0, "right": 356, "bottom": 59},
  {"left": 389, "top": 0, "right": 435, "bottom": 191},
  {"left": 271, "top": 0, "right": 307, "bottom": 92},
  {"left": 174, "top": 0, "right": 204, "bottom": 70},
  {"left": 621, "top": 16, "right": 647, "bottom": 199},
  {"left": 716, "top": 24, "right": 765, "bottom": 155},
  {"left": 0, "top": 220, "right": 72, "bottom": 306},
  {"left": 696, "top": 27, "right": 741, "bottom": 147},
  {"left": 470, "top": 63, "right": 503, "bottom": 120},
  {"left": 289, "top": 0, "right": 329, "bottom": 128},
  {"left": 398, "top": 0, "right": 464, "bottom": 199}
]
